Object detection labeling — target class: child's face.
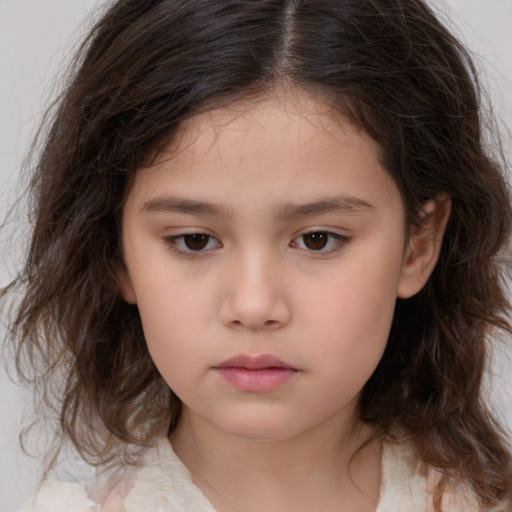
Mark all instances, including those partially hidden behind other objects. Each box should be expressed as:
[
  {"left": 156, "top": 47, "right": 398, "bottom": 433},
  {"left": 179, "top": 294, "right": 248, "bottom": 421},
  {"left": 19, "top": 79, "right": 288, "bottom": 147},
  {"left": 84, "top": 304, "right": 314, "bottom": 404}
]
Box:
[{"left": 119, "top": 90, "right": 417, "bottom": 442}]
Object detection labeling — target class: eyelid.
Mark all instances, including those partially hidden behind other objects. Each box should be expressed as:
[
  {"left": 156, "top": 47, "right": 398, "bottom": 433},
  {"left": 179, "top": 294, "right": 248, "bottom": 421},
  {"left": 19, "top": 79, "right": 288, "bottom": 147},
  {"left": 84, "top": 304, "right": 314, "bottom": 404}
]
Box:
[
  {"left": 290, "top": 230, "right": 351, "bottom": 254},
  {"left": 163, "top": 232, "right": 222, "bottom": 258},
  {"left": 161, "top": 229, "right": 351, "bottom": 259}
]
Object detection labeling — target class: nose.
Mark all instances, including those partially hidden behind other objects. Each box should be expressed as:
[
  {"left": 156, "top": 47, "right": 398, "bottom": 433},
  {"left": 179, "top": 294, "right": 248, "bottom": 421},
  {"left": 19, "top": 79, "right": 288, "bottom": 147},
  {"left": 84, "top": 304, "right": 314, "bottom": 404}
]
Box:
[{"left": 218, "top": 250, "right": 291, "bottom": 332}]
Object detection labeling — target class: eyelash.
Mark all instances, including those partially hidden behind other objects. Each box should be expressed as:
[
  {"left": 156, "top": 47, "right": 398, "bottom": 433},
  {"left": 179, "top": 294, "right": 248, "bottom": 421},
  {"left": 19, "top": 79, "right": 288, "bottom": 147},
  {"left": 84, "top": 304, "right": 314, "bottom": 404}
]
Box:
[
  {"left": 163, "top": 231, "right": 351, "bottom": 258},
  {"left": 163, "top": 233, "right": 222, "bottom": 259},
  {"left": 290, "top": 231, "right": 350, "bottom": 254}
]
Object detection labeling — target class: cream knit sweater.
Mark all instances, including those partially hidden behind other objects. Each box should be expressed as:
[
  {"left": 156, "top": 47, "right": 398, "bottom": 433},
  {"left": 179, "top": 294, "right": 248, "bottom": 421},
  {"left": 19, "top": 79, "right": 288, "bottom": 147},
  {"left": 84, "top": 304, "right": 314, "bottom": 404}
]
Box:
[{"left": 20, "top": 438, "right": 510, "bottom": 512}]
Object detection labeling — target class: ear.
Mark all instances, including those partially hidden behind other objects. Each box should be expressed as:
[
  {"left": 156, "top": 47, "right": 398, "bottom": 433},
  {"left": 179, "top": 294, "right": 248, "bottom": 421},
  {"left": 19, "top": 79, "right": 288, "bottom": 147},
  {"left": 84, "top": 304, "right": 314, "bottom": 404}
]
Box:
[
  {"left": 397, "top": 195, "right": 451, "bottom": 299},
  {"left": 116, "top": 262, "right": 137, "bottom": 304}
]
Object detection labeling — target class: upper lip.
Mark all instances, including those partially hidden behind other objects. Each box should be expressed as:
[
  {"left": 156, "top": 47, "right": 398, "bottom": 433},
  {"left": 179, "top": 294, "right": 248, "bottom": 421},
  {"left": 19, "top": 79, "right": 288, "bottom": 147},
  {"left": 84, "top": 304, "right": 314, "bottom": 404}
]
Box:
[{"left": 214, "top": 354, "right": 295, "bottom": 370}]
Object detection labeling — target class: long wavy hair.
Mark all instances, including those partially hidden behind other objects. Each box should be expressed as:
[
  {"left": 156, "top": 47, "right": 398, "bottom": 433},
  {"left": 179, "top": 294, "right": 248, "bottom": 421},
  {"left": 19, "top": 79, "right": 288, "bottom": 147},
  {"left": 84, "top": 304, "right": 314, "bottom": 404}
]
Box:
[{"left": 4, "top": 0, "right": 512, "bottom": 507}]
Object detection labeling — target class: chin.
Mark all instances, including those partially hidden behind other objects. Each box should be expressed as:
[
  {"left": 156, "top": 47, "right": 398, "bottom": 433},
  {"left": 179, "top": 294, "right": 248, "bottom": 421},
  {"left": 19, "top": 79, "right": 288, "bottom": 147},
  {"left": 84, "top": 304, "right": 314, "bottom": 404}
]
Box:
[{"left": 213, "top": 414, "right": 314, "bottom": 443}]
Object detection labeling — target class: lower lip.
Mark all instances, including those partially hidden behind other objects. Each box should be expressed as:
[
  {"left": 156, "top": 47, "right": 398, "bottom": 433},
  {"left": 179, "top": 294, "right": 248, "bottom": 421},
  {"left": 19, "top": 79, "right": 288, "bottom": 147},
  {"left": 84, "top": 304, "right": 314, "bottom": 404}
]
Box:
[{"left": 215, "top": 367, "right": 297, "bottom": 392}]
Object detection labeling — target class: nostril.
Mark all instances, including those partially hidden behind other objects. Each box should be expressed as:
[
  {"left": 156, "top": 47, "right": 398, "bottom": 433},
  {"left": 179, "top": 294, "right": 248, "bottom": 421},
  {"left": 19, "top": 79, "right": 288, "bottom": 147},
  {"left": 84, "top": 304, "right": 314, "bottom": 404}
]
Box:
[{"left": 228, "top": 319, "right": 282, "bottom": 330}]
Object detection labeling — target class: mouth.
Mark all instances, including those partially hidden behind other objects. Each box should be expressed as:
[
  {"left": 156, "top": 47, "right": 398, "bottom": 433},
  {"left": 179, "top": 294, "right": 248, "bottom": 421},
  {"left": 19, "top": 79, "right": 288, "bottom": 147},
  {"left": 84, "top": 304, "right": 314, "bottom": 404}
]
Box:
[{"left": 213, "top": 354, "right": 298, "bottom": 392}]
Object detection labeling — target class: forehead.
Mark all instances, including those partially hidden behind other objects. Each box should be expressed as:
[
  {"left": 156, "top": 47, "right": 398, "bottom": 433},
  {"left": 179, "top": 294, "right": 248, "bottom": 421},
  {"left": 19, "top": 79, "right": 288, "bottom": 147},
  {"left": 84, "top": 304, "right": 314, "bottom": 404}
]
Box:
[
  {"left": 128, "top": 88, "right": 400, "bottom": 214},
  {"left": 170, "top": 89, "right": 378, "bottom": 164}
]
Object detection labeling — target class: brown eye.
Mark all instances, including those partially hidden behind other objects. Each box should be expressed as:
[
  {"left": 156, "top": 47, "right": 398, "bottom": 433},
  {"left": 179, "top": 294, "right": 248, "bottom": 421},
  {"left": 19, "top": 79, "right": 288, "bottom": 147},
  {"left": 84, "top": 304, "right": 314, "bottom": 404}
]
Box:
[
  {"left": 291, "top": 231, "right": 348, "bottom": 254},
  {"left": 302, "top": 232, "right": 329, "bottom": 250},
  {"left": 166, "top": 233, "right": 221, "bottom": 255},
  {"left": 183, "top": 234, "right": 211, "bottom": 250}
]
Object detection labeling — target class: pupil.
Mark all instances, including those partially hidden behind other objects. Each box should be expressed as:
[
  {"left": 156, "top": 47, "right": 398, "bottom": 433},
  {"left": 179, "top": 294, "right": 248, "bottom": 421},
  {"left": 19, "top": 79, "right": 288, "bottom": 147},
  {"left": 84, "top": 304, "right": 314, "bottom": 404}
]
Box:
[
  {"left": 184, "top": 234, "right": 209, "bottom": 250},
  {"left": 304, "top": 232, "right": 328, "bottom": 250}
]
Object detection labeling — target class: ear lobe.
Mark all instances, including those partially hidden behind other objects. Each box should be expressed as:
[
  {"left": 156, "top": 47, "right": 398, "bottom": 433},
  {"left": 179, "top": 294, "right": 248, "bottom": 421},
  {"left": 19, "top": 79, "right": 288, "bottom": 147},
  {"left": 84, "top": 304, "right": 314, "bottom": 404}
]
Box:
[
  {"left": 116, "top": 262, "right": 137, "bottom": 304},
  {"left": 397, "top": 195, "right": 451, "bottom": 299}
]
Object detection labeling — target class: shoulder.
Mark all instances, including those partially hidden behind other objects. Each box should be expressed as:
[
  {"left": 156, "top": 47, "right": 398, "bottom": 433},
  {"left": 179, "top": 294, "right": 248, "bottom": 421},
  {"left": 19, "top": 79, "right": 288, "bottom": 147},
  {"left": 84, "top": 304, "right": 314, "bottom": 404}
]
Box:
[
  {"left": 19, "top": 471, "right": 135, "bottom": 512},
  {"left": 434, "top": 484, "right": 511, "bottom": 512},
  {"left": 20, "top": 438, "right": 216, "bottom": 512},
  {"left": 19, "top": 479, "right": 101, "bottom": 512},
  {"left": 425, "top": 457, "right": 511, "bottom": 512},
  {"left": 378, "top": 441, "right": 510, "bottom": 512},
  {"left": 19, "top": 455, "right": 133, "bottom": 512}
]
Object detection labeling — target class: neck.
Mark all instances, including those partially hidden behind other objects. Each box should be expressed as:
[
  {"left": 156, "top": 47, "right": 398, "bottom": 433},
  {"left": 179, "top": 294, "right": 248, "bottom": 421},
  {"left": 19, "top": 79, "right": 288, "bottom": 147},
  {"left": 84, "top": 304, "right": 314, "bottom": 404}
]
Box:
[{"left": 170, "top": 409, "right": 382, "bottom": 512}]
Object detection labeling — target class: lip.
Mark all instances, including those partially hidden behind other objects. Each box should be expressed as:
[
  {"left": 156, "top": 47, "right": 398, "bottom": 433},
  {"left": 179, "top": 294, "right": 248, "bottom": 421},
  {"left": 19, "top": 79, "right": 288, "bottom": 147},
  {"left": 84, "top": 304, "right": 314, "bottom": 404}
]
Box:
[{"left": 213, "top": 354, "right": 298, "bottom": 392}]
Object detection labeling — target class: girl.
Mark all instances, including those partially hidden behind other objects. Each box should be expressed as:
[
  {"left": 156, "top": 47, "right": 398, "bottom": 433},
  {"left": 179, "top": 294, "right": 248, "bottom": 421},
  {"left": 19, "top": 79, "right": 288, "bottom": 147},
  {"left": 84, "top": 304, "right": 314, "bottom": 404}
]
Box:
[{"left": 5, "top": 0, "right": 512, "bottom": 510}]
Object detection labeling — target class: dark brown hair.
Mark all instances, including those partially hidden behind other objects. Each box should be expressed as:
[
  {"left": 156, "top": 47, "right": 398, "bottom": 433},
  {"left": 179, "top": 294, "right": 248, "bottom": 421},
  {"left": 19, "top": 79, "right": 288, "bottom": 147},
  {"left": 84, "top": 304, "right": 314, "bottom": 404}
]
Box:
[{"left": 5, "top": 0, "right": 512, "bottom": 507}]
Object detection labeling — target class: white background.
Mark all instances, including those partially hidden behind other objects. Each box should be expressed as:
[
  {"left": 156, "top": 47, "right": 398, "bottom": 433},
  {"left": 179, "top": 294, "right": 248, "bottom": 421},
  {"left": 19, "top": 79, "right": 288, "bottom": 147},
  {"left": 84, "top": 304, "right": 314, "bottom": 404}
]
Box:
[{"left": 1, "top": 1, "right": 511, "bottom": 510}]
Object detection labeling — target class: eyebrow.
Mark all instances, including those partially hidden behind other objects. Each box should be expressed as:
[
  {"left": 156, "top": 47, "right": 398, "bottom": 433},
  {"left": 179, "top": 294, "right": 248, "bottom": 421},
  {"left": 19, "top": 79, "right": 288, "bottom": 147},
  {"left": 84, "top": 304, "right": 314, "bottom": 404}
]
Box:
[
  {"left": 275, "top": 195, "right": 374, "bottom": 220},
  {"left": 142, "top": 197, "right": 234, "bottom": 217},
  {"left": 141, "top": 194, "right": 373, "bottom": 218}
]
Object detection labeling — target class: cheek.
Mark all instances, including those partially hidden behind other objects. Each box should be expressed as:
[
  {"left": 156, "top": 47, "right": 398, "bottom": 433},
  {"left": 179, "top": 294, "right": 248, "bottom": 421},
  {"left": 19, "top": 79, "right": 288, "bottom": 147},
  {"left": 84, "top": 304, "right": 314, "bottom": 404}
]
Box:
[
  {"left": 315, "top": 256, "right": 400, "bottom": 333},
  {"left": 133, "top": 253, "right": 213, "bottom": 328},
  {"left": 306, "top": 251, "right": 402, "bottom": 378},
  {"left": 133, "top": 277, "right": 213, "bottom": 375}
]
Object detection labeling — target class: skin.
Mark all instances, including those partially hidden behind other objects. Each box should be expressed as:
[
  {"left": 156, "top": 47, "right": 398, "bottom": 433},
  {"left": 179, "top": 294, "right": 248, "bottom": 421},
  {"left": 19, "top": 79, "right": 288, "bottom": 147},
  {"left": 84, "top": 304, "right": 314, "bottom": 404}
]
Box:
[{"left": 118, "top": 89, "right": 450, "bottom": 511}]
